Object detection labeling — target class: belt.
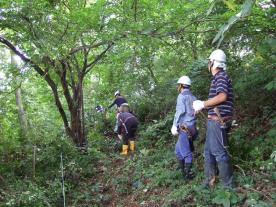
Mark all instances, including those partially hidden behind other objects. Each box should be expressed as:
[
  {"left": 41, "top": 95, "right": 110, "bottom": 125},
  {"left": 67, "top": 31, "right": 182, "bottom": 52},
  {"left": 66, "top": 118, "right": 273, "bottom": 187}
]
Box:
[
  {"left": 208, "top": 115, "right": 232, "bottom": 123},
  {"left": 179, "top": 124, "right": 195, "bottom": 139}
]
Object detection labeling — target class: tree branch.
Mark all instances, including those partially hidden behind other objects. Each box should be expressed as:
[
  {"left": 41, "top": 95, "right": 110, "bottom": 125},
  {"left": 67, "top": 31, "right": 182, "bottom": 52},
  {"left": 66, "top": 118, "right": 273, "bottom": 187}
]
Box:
[
  {"left": 0, "top": 35, "right": 71, "bottom": 134},
  {"left": 69, "top": 40, "right": 111, "bottom": 55},
  {"left": 69, "top": 34, "right": 127, "bottom": 55},
  {"left": 84, "top": 42, "right": 114, "bottom": 75},
  {"left": 60, "top": 60, "right": 74, "bottom": 112}
]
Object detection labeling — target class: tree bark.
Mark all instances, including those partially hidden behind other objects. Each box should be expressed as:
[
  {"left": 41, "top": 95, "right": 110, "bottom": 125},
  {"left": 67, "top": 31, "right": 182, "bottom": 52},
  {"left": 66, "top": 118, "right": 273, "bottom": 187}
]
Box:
[
  {"left": 15, "top": 87, "right": 28, "bottom": 137},
  {"left": 69, "top": 81, "right": 86, "bottom": 146},
  {"left": 11, "top": 52, "right": 28, "bottom": 138}
]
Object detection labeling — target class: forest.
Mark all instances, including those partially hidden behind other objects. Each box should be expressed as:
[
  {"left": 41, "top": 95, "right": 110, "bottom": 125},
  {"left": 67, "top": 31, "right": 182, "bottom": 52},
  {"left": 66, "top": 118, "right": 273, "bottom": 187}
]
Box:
[{"left": 0, "top": 0, "right": 275, "bottom": 206}]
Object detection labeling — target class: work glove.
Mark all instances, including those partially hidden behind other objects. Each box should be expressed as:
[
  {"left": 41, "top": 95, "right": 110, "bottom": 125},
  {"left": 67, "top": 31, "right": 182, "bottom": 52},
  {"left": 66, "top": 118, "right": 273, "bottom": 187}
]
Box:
[
  {"left": 193, "top": 100, "right": 205, "bottom": 113},
  {"left": 171, "top": 125, "right": 178, "bottom": 136},
  {"left": 118, "top": 134, "right": 123, "bottom": 140}
]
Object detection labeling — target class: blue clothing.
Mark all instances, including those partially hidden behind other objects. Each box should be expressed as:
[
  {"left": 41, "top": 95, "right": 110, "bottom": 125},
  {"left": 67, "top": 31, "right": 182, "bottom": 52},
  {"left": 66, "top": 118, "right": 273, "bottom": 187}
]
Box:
[
  {"left": 204, "top": 120, "right": 230, "bottom": 164},
  {"left": 95, "top": 105, "right": 104, "bottom": 113},
  {"left": 173, "top": 89, "right": 197, "bottom": 127},
  {"left": 175, "top": 125, "right": 198, "bottom": 163},
  {"left": 204, "top": 70, "right": 234, "bottom": 187},
  {"left": 173, "top": 89, "right": 198, "bottom": 164},
  {"left": 108, "top": 96, "right": 127, "bottom": 109},
  {"left": 175, "top": 131, "right": 193, "bottom": 163},
  {"left": 208, "top": 70, "right": 233, "bottom": 117}
]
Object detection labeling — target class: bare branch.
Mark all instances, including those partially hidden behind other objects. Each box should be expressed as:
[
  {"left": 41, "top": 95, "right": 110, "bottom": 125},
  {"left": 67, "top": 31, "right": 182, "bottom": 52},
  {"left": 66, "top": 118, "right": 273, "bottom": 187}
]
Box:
[
  {"left": 69, "top": 33, "right": 128, "bottom": 55},
  {"left": 84, "top": 42, "right": 114, "bottom": 75},
  {"left": 59, "top": 21, "right": 69, "bottom": 42},
  {"left": 0, "top": 35, "right": 31, "bottom": 63},
  {"left": 0, "top": 82, "right": 22, "bottom": 98},
  {"left": 69, "top": 40, "right": 111, "bottom": 55}
]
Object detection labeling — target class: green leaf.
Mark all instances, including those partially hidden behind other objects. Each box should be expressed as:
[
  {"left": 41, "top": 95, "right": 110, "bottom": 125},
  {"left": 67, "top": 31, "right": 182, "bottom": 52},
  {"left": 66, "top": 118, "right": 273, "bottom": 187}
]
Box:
[
  {"left": 270, "top": 151, "right": 276, "bottom": 162},
  {"left": 222, "top": 199, "right": 231, "bottom": 207},
  {"left": 267, "top": 128, "right": 276, "bottom": 138},
  {"left": 206, "top": 0, "right": 217, "bottom": 15},
  {"left": 265, "top": 79, "right": 276, "bottom": 91},
  {"left": 212, "top": 0, "right": 256, "bottom": 46},
  {"left": 223, "top": 0, "right": 237, "bottom": 11}
]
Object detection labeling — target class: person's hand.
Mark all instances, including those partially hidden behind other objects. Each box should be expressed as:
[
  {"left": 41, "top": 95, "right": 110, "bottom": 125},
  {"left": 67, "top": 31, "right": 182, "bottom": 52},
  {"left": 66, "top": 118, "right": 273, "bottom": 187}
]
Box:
[
  {"left": 118, "top": 134, "right": 123, "bottom": 140},
  {"left": 193, "top": 100, "right": 205, "bottom": 113},
  {"left": 171, "top": 125, "right": 178, "bottom": 136}
]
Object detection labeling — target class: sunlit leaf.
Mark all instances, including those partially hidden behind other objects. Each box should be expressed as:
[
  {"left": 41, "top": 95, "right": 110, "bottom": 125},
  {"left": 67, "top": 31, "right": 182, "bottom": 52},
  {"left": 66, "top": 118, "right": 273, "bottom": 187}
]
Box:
[{"left": 212, "top": 0, "right": 256, "bottom": 47}]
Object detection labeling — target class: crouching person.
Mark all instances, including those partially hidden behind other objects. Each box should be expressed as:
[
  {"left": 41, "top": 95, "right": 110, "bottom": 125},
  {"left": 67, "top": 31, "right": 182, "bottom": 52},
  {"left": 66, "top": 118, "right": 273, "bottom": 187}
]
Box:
[
  {"left": 171, "top": 76, "right": 198, "bottom": 180},
  {"left": 117, "top": 103, "right": 138, "bottom": 155}
]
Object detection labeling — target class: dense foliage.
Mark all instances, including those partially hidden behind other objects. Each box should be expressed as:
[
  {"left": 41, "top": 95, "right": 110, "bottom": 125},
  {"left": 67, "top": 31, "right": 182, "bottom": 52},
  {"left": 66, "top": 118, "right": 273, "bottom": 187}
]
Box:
[{"left": 0, "top": 0, "right": 275, "bottom": 206}]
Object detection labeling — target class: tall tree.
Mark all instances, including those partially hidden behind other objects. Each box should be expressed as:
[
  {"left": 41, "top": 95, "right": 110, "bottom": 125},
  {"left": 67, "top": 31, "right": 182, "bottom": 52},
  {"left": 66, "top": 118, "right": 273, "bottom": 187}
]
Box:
[
  {"left": 11, "top": 52, "right": 28, "bottom": 138},
  {"left": 0, "top": 0, "right": 116, "bottom": 146}
]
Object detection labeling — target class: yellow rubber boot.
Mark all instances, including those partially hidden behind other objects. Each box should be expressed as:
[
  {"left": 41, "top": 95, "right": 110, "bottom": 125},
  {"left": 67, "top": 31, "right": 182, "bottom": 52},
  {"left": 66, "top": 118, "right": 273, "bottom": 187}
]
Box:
[
  {"left": 129, "top": 141, "right": 135, "bottom": 152},
  {"left": 120, "top": 145, "right": 128, "bottom": 155}
]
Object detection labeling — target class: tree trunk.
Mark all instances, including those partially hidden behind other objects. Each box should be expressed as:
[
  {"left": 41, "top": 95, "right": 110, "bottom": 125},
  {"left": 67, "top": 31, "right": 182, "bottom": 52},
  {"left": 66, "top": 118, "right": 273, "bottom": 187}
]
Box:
[
  {"left": 69, "top": 81, "right": 86, "bottom": 147},
  {"left": 15, "top": 88, "right": 28, "bottom": 136},
  {"left": 11, "top": 52, "right": 28, "bottom": 138}
]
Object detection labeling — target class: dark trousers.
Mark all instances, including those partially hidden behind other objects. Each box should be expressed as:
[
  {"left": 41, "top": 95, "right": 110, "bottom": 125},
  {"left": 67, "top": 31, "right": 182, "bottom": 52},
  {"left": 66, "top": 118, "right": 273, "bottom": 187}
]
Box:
[
  {"left": 122, "top": 123, "right": 137, "bottom": 145},
  {"left": 204, "top": 120, "right": 230, "bottom": 164}
]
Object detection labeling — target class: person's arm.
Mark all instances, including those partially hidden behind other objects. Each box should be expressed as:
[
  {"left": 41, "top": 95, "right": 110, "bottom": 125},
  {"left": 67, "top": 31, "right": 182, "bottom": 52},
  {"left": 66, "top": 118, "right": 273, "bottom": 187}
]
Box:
[
  {"left": 193, "top": 75, "right": 229, "bottom": 112},
  {"left": 204, "top": 92, "right": 227, "bottom": 108},
  {"left": 173, "top": 95, "right": 186, "bottom": 127},
  {"left": 108, "top": 99, "right": 116, "bottom": 109},
  {"left": 204, "top": 75, "right": 228, "bottom": 108}
]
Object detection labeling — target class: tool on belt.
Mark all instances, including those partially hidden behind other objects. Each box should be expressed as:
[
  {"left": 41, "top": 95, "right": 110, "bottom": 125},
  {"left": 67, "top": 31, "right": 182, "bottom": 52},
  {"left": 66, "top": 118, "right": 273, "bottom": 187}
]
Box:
[
  {"left": 214, "top": 107, "right": 225, "bottom": 125},
  {"left": 213, "top": 107, "right": 231, "bottom": 148},
  {"left": 179, "top": 124, "right": 192, "bottom": 139},
  {"left": 179, "top": 123, "right": 197, "bottom": 152}
]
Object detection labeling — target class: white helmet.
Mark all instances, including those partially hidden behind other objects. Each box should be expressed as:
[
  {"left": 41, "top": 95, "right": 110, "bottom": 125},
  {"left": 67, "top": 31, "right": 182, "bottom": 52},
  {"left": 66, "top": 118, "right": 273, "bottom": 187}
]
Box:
[
  {"left": 208, "top": 49, "right": 226, "bottom": 62},
  {"left": 177, "top": 76, "right": 191, "bottom": 86},
  {"left": 114, "top": 90, "right": 120, "bottom": 97},
  {"left": 121, "top": 103, "right": 129, "bottom": 107},
  {"left": 208, "top": 49, "right": 227, "bottom": 70}
]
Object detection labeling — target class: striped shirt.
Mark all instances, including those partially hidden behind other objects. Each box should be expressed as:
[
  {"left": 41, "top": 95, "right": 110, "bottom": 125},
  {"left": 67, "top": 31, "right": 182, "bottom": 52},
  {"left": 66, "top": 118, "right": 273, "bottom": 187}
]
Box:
[{"left": 208, "top": 70, "right": 234, "bottom": 117}]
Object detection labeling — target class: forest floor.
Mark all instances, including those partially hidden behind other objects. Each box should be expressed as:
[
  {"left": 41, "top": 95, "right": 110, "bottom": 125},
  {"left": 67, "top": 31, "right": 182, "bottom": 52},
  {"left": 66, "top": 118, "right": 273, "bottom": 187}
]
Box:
[
  {"left": 0, "top": 130, "right": 275, "bottom": 207},
  {"left": 70, "top": 134, "right": 276, "bottom": 207}
]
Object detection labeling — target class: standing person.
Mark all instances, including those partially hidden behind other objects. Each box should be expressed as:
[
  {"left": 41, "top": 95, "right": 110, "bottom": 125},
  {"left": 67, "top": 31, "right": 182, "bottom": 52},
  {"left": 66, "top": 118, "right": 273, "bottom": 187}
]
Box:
[
  {"left": 193, "top": 49, "right": 234, "bottom": 188},
  {"left": 108, "top": 91, "right": 127, "bottom": 132},
  {"left": 171, "top": 76, "right": 198, "bottom": 180},
  {"left": 117, "top": 103, "right": 138, "bottom": 155}
]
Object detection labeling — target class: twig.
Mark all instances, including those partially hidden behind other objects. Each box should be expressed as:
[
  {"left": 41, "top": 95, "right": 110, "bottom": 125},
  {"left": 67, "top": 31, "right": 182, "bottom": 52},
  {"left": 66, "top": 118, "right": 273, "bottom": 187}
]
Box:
[
  {"left": 60, "top": 153, "right": 66, "bottom": 207},
  {"left": 234, "top": 164, "right": 246, "bottom": 176},
  {"left": 247, "top": 187, "right": 272, "bottom": 201},
  {"left": 0, "top": 83, "right": 22, "bottom": 97},
  {"left": 33, "top": 145, "right": 36, "bottom": 178}
]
